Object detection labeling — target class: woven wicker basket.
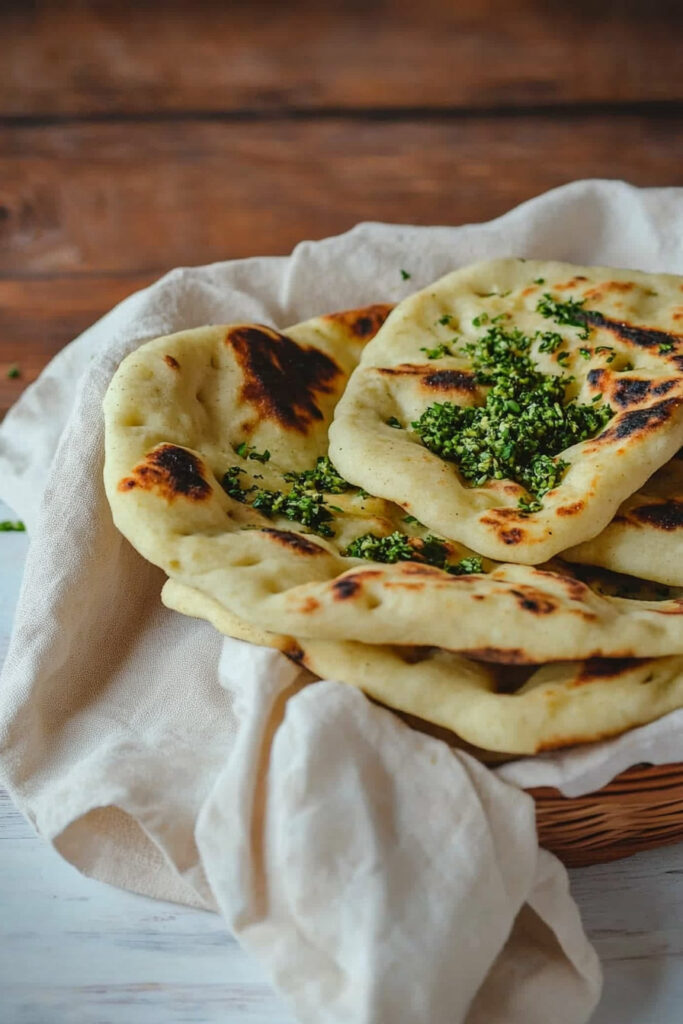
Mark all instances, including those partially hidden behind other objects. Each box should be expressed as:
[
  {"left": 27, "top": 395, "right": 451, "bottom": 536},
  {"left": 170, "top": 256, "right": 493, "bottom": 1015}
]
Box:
[
  {"left": 530, "top": 762, "right": 683, "bottom": 867},
  {"left": 391, "top": 710, "right": 683, "bottom": 868}
]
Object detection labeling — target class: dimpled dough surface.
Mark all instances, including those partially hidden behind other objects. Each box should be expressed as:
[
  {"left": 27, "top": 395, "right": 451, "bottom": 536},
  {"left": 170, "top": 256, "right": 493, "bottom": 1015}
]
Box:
[
  {"left": 565, "top": 451, "right": 683, "bottom": 586},
  {"left": 103, "top": 307, "right": 683, "bottom": 661},
  {"left": 161, "top": 578, "right": 683, "bottom": 756},
  {"left": 328, "top": 259, "right": 683, "bottom": 563}
]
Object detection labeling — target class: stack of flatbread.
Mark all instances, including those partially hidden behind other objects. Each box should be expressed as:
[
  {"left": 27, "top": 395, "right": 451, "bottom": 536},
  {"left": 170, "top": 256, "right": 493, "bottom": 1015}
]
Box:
[{"left": 103, "top": 259, "right": 683, "bottom": 756}]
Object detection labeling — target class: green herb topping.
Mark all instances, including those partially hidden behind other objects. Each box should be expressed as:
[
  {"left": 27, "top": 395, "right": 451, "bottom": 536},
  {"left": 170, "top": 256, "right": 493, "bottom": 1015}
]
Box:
[
  {"left": 533, "top": 278, "right": 545, "bottom": 285},
  {"left": 221, "top": 466, "right": 255, "bottom": 502},
  {"left": 421, "top": 343, "right": 455, "bottom": 360},
  {"left": 252, "top": 484, "right": 334, "bottom": 536},
  {"left": 7, "top": 365, "right": 20, "bottom": 379},
  {"left": 0, "top": 520, "right": 26, "bottom": 531},
  {"left": 283, "top": 455, "right": 350, "bottom": 493},
  {"left": 411, "top": 324, "right": 613, "bottom": 498},
  {"left": 235, "top": 442, "right": 271, "bottom": 463},
  {"left": 437, "top": 314, "right": 453, "bottom": 325},
  {"left": 517, "top": 495, "right": 543, "bottom": 515},
  {"left": 400, "top": 269, "right": 412, "bottom": 280},
  {"left": 536, "top": 293, "right": 590, "bottom": 340},
  {"left": 472, "top": 313, "right": 489, "bottom": 327},
  {"left": 386, "top": 416, "right": 403, "bottom": 428},
  {"left": 344, "top": 530, "right": 484, "bottom": 575},
  {"left": 537, "top": 331, "right": 564, "bottom": 354},
  {"left": 659, "top": 342, "right": 674, "bottom": 354}
]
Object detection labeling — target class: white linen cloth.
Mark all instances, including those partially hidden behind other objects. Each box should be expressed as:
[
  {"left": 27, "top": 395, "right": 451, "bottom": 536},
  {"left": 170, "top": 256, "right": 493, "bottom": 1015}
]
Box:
[{"left": 7, "top": 177, "right": 682, "bottom": 1022}]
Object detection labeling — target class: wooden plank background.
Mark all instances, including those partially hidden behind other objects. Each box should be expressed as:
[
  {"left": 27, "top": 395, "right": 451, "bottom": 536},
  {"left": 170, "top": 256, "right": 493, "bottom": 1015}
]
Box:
[{"left": 2, "top": 0, "right": 683, "bottom": 415}]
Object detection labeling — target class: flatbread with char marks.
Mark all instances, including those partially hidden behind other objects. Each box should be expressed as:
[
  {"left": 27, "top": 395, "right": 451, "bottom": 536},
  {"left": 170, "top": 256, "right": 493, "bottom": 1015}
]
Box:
[
  {"left": 161, "top": 578, "right": 683, "bottom": 756},
  {"left": 329, "top": 259, "right": 683, "bottom": 563},
  {"left": 103, "top": 306, "right": 683, "bottom": 662}
]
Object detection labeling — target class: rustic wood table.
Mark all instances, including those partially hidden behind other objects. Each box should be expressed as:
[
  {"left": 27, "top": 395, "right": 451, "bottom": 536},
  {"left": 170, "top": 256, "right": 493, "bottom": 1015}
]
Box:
[{"left": 2, "top": 2, "right": 683, "bottom": 1021}]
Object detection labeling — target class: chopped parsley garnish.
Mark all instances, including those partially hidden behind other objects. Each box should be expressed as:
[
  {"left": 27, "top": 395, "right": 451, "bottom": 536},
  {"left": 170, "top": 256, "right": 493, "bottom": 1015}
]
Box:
[
  {"left": 472, "top": 313, "right": 489, "bottom": 327},
  {"left": 437, "top": 314, "right": 453, "bottom": 325},
  {"left": 453, "top": 555, "right": 485, "bottom": 575},
  {"left": 659, "top": 342, "right": 674, "bottom": 354},
  {"left": 517, "top": 495, "right": 543, "bottom": 515},
  {"left": 620, "top": 361, "right": 634, "bottom": 371},
  {"left": 235, "top": 442, "right": 271, "bottom": 463},
  {"left": 283, "top": 455, "right": 349, "bottom": 493},
  {"left": 252, "top": 484, "right": 334, "bottom": 536},
  {"left": 0, "top": 519, "right": 26, "bottom": 531},
  {"left": 400, "top": 268, "right": 412, "bottom": 280},
  {"left": 344, "top": 530, "right": 483, "bottom": 576},
  {"left": 537, "top": 331, "right": 564, "bottom": 354},
  {"left": 533, "top": 278, "right": 545, "bottom": 285},
  {"left": 221, "top": 466, "right": 255, "bottom": 502},
  {"left": 386, "top": 416, "right": 403, "bottom": 428},
  {"left": 557, "top": 351, "right": 571, "bottom": 367},
  {"left": 402, "top": 514, "right": 418, "bottom": 524},
  {"left": 223, "top": 456, "right": 347, "bottom": 535},
  {"left": 7, "top": 365, "right": 20, "bottom": 379},
  {"left": 411, "top": 324, "right": 613, "bottom": 498},
  {"left": 578, "top": 347, "right": 592, "bottom": 360},
  {"left": 420, "top": 343, "right": 454, "bottom": 360},
  {"left": 536, "top": 293, "right": 590, "bottom": 339}
]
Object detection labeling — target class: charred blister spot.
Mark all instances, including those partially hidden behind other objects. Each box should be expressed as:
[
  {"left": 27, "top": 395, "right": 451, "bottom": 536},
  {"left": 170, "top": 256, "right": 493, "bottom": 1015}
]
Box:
[
  {"left": 282, "top": 641, "right": 306, "bottom": 664},
  {"left": 587, "top": 368, "right": 606, "bottom": 388},
  {"left": 557, "top": 500, "right": 585, "bottom": 516},
  {"left": 574, "top": 657, "right": 645, "bottom": 685},
  {"left": 544, "top": 572, "right": 590, "bottom": 601},
  {"left": 117, "top": 444, "right": 211, "bottom": 501},
  {"left": 261, "top": 528, "right": 326, "bottom": 555},
  {"left": 400, "top": 563, "right": 447, "bottom": 578},
  {"left": 225, "top": 326, "right": 342, "bottom": 432},
  {"left": 164, "top": 354, "right": 180, "bottom": 370},
  {"left": 510, "top": 587, "right": 556, "bottom": 614},
  {"left": 611, "top": 377, "right": 653, "bottom": 407},
  {"left": 423, "top": 369, "right": 478, "bottom": 392},
  {"left": 501, "top": 527, "right": 524, "bottom": 544},
  {"left": 556, "top": 276, "right": 589, "bottom": 290},
  {"left": 631, "top": 500, "right": 683, "bottom": 531},
  {"left": 464, "top": 647, "right": 533, "bottom": 665},
  {"left": 583, "top": 310, "right": 682, "bottom": 351},
  {"left": 604, "top": 398, "right": 679, "bottom": 441},
  {"left": 481, "top": 510, "right": 525, "bottom": 545},
  {"left": 585, "top": 281, "right": 634, "bottom": 299},
  {"left": 323, "top": 303, "right": 394, "bottom": 339},
  {"left": 333, "top": 577, "right": 361, "bottom": 599},
  {"left": 652, "top": 380, "right": 677, "bottom": 397}
]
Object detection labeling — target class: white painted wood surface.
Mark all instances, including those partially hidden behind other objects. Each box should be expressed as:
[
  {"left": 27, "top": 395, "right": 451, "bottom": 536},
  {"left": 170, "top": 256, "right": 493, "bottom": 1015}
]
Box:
[{"left": 1, "top": 497, "right": 682, "bottom": 1024}]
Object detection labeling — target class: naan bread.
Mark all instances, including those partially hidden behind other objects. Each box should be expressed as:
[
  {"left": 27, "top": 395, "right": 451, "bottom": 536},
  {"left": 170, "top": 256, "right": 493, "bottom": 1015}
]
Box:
[
  {"left": 329, "top": 259, "right": 683, "bottom": 563},
  {"left": 103, "top": 310, "right": 683, "bottom": 662},
  {"left": 161, "top": 578, "right": 683, "bottom": 756},
  {"left": 565, "top": 450, "right": 683, "bottom": 586}
]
